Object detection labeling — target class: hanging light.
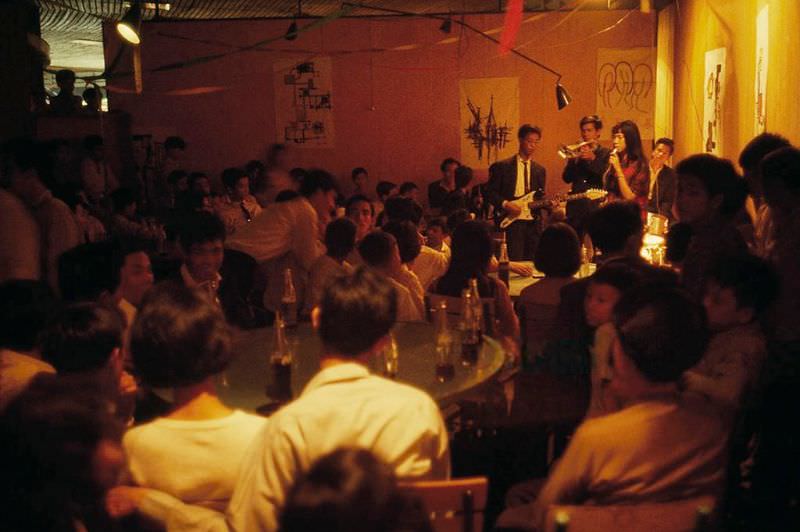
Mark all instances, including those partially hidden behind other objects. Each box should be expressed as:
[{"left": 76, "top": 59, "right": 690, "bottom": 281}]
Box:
[
  {"left": 117, "top": 1, "right": 142, "bottom": 44},
  {"left": 556, "top": 81, "right": 572, "bottom": 110},
  {"left": 439, "top": 17, "right": 452, "bottom": 34}
]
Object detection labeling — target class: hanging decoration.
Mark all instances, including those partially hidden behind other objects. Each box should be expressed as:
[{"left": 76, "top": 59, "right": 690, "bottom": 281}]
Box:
[
  {"left": 703, "top": 47, "right": 726, "bottom": 155},
  {"left": 754, "top": 5, "right": 768, "bottom": 135},
  {"left": 499, "top": 0, "right": 524, "bottom": 55}
]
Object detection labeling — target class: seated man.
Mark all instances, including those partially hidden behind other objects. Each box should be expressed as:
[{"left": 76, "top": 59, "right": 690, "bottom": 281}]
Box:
[
  {"left": 498, "top": 286, "right": 726, "bottom": 532},
  {"left": 107, "top": 268, "right": 449, "bottom": 530},
  {"left": 359, "top": 231, "right": 424, "bottom": 322},
  {"left": 304, "top": 217, "right": 356, "bottom": 315},
  {"left": 215, "top": 167, "right": 262, "bottom": 236}
]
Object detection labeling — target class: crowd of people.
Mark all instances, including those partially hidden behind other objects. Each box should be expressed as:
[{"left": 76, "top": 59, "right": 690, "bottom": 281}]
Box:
[{"left": 1, "top": 114, "right": 799, "bottom": 531}]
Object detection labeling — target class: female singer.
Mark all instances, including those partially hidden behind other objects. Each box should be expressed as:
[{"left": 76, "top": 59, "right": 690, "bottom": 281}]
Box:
[{"left": 607, "top": 120, "right": 650, "bottom": 211}]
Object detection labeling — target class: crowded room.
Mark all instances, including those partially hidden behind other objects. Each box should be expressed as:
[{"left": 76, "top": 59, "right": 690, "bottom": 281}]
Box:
[{"left": 2, "top": 0, "right": 800, "bottom": 530}]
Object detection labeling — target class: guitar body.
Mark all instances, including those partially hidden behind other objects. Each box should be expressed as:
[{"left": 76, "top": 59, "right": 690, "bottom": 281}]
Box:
[{"left": 498, "top": 189, "right": 608, "bottom": 229}]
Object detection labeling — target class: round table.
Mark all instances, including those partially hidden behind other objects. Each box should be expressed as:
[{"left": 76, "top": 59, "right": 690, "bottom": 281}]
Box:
[
  {"left": 498, "top": 261, "right": 596, "bottom": 299},
  {"left": 214, "top": 321, "right": 508, "bottom": 412}
]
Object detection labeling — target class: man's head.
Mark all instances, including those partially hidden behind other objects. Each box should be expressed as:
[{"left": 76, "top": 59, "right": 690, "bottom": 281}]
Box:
[
  {"left": 517, "top": 124, "right": 542, "bottom": 159},
  {"left": 425, "top": 217, "right": 448, "bottom": 249},
  {"left": 325, "top": 217, "right": 357, "bottom": 261},
  {"left": 703, "top": 254, "right": 779, "bottom": 332},
  {"left": 675, "top": 154, "right": 746, "bottom": 225},
  {"left": 760, "top": 146, "right": 800, "bottom": 221},
  {"left": 300, "top": 169, "right": 338, "bottom": 218},
  {"left": 440, "top": 158, "right": 460, "bottom": 182},
  {"left": 82, "top": 88, "right": 101, "bottom": 111},
  {"left": 535, "top": 222, "right": 581, "bottom": 279},
  {"left": 314, "top": 268, "right": 396, "bottom": 358},
  {"left": 221, "top": 167, "right": 250, "bottom": 201},
  {"left": 55, "top": 69, "right": 76, "bottom": 93},
  {"left": 0, "top": 280, "right": 58, "bottom": 353},
  {"left": 454, "top": 165, "right": 473, "bottom": 191},
  {"left": 376, "top": 181, "right": 397, "bottom": 203},
  {"left": 189, "top": 172, "right": 212, "bottom": 196},
  {"left": 586, "top": 201, "right": 643, "bottom": 257},
  {"left": 612, "top": 286, "right": 708, "bottom": 391},
  {"left": 358, "top": 231, "right": 401, "bottom": 272},
  {"left": 579, "top": 115, "right": 603, "bottom": 142},
  {"left": 585, "top": 263, "right": 642, "bottom": 328},
  {"left": 131, "top": 283, "right": 233, "bottom": 389},
  {"left": 0, "top": 137, "right": 43, "bottom": 201},
  {"left": 351, "top": 167, "right": 368, "bottom": 189},
  {"left": 40, "top": 303, "right": 124, "bottom": 377},
  {"left": 164, "top": 136, "right": 186, "bottom": 160},
  {"left": 178, "top": 212, "right": 226, "bottom": 283},
  {"left": 383, "top": 196, "right": 423, "bottom": 226},
  {"left": 651, "top": 137, "right": 674, "bottom": 167},
  {"left": 738, "top": 133, "right": 791, "bottom": 197},
  {"left": 111, "top": 239, "right": 154, "bottom": 307},
  {"left": 398, "top": 182, "right": 419, "bottom": 202},
  {"left": 382, "top": 220, "right": 422, "bottom": 265},
  {"left": 168, "top": 170, "right": 189, "bottom": 192},
  {"left": 346, "top": 194, "right": 374, "bottom": 239}
]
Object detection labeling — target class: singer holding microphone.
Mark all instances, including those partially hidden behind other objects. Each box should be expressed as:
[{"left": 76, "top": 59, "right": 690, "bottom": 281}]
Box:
[{"left": 606, "top": 120, "right": 650, "bottom": 213}]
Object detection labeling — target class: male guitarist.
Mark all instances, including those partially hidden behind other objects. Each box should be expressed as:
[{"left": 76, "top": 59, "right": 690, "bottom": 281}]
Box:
[{"left": 486, "top": 124, "right": 547, "bottom": 260}]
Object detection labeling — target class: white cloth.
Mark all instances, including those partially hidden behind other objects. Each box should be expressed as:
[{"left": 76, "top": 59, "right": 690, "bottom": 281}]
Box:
[
  {"left": 138, "top": 363, "right": 450, "bottom": 532},
  {"left": 81, "top": 158, "right": 119, "bottom": 202},
  {"left": 304, "top": 255, "right": 352, "bottom": 314},
  {"left": 227, "top": 197, "right": 324, "bottom": 272},
  {"left": 0, "top": 189, "right": 41, "bottom": 282},
  {"left": 389, "top": 276, "right": 424, "bottom": 322},
  {"left": 0, "top": 348, "right": 55, "bottom": 411},
  {"left": 394, "top": 265, "right": 425, "bottom": 319},
  {"left": 411, "top": 246, "right": 449, "bottom": 291},
  {"left": 124, "top": 410, "right": 266, "bottom": 510},
  {"left": 30, "top": 190, "right": 82, "bottom": 290}
]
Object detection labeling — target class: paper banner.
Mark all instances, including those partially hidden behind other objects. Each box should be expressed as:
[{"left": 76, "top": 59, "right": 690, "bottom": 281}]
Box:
[
  {"left": 754, "top": 6, "right": 768, "bottom": 135},
  {"left": 596, "top": 47, "right": 656, "bottom": 139},
  {"left": 273, "top": 56, "right": 335, "bottom": 148},
  {"left": 459, "top": 77, "right": 519, "bottom": 169},
  {"left": 704, "top": 47, "right": 726, "bottom": 155}
]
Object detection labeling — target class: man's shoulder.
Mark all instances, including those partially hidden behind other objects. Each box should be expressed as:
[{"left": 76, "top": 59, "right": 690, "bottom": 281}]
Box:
[{"left": 490, "top": 156, "right": 516, "bottom": 171}]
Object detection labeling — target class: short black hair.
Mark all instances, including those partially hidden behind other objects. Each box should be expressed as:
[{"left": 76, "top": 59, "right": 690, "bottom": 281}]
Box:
[
  {"left": 358, "top": 231, "right": 395, "bottom": 269},
  {"left": 614, "top": 285, "right": 708, "bottom": 383},
  {"left": 383, "top": 196, "right": 423, "bottom": 225},
  {"left": 399, "top": 181, "right": 418, "bottom": 195},
  {"left": 579, "top": 115, "right": 603, "bottom": 130},
  {"left": 319, "top": 268, "right": 397, "bottom": 356},
  {"left": 325, "top": 217, "right": 357, "bottom": 260},
  {"left": 376, "top": 181, "right": 397, "bottom": 201},
  {"left": 534, "top": 222, "right": 580, "bottom": 277},
  {"left": 445, "top": 208, "right": 471, "bottom": 234},
  {"left": 589, "top": 261, "right": 643, "bottom": 293},
  {"left": 761, "top": 146, "right": 800, "bottom": 196},
  {"left": 40, "top": 303, "right": 123, "bottom": 374},
  {"left": 426, "top": 216, "right": 447, "bottom": 233},
  {"left": 178, "top": 211, "right": 226, "bottom": 250},
  {"left": 439, "top": 158, "right": 460, "bottom": 173},
  {"left": 706, "top": 254, "right": 780, "bottom": 317},
  {"left": 351, "top": 167, "right": 367, "bottom": 180},
  {"left": 221, "top": 167, "right": 248, "bottom": 190},
  {"left": 164, "top": 136, "right": 186, "bottom": 151},
  {"left": 280, "top": 448, "right": 429, "bottom": 532},
  {"left": 676, "top": 154, "right": 747, "bottom": 217},
  {"left": 518, "top": 124, "right": 542, "bottom": 140},
  {"left": 586, "top": 201, "right": 643, "bottom": 254},
  {"left": 275, "top": 190, "right": 301, "bottom": 203},
  {"left": 131, "top": 282, "right": 233, "bottom": 388},
  {"left": 0, "top": 280, "right": 58, "bottom": 352},
  {"left": 110, "top": 238, "right": 153, "bottom": 291},
  {"left": 300, "top": 169, "right": 337, "bottom": 198},
  {"left": 55, "top": 69, "right": 76, "bottom": 83},
  {"left": 345, "top": 194, "right": 374, "bottom": 216},
  {"left": 111, "top": 187, "right": 137, "bottom": 213},
  {"left": 382, "top": 220, "right": 421, "bottom": 264},
  {"left": 739, "top": 133, "right": 791, "bottom": 174},
  {"left": 82, "top": 87, "right": 100, "bottom": 103},
  {"left": 454, "top": 165, "right": 474, "bottom": 190},
  {"left": 83, "top": 134, "right": 103, "bottom": 152},
  {"left": 654, "top": 137, "right": 674, "bottom": 155}
]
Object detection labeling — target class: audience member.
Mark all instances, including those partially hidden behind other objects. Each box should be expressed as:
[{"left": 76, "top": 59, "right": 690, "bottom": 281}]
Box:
[
  {"left": 346, "top": 193, "right": 375, "bottom": 243},
  {"left": 0, "top": 280, "right": 58, "bottom": 411},
  {"left": 424, "top": 217, "right": 450, "bottom": 258},
  {"left": 374, "top": 180, "right": 397, "bottom": 225},
  {"left": 398, "top": 181, "right": 420, "bottom": 202},
  {"left": 498, "top": 286, "right": 724, "bottom": 532},
  {"left": 108, "top": 239, "right": 154, "bottom": 336},
  {"left": 216, "top": 167, "right": 262, "bottom": 235},
  {"left": 263, "top": 143, "right": 294, "bottom": 203},
  {"left": 0, "top": 158, "right": 41, "bottom": 281},
  {"left": 428, "top": 158, "right": 459, "bottom": 212},
  {"left": 359, "top": 231, "right": 423, "bottom": 322},
  {"left": 81, "top": 135, "right": 119, "bottom": 205},
  {"left": 674, "top": 154, "right": 748, "bottom": 300},
  {"left": 108, "top": 188, "right": 162, "bottom": 242},
  {"left": 647, "top": 137, "right": 677, "bottom": 219},
  {"left": 245, "top": 159, "right": 268, "bottom": 207},
  {"left": 82, "top": 86, "right": 102, "bottom": 113},
  {"left": 49, "top": 69, "right": 83, "bottom": 115},
  {"left": 189, "top": 171, "right": 212, "bottom": 196},
  {"left": 61, "top": 185, "right": 107, "bottom": 242},
  {"left": 305, "top": 217, "right": 356, "bottom": 315},
  {"left": 382, "top": 220, "right": 426, "bottom": 318},
  {"left": 351, "top": 167, "right": 370, "bottom": 198},
  {"left": 441, "top": 165, "right": 474, "bottom": 217},
  {"left": 279, "top": 448, "right": 432, "bottom": 532}
]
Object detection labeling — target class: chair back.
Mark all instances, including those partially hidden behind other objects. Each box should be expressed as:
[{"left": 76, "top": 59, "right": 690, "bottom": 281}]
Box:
[
  {"left": 400, "top": 477, "right": 488, "bottom": 532},
  {"left": 425, "top": 293, "right": 496, "bottom": 337},
  {"left": 545, "top": 496, "right": 716, "bottom": 532}
]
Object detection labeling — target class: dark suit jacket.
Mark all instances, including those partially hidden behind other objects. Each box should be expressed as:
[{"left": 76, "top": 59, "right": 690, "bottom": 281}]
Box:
[
  {"left": 486, "top": 155, "right": 546, "bottom": 211},
  {"left": 561, "top": 146, "right": 611, "bottom": 193}
]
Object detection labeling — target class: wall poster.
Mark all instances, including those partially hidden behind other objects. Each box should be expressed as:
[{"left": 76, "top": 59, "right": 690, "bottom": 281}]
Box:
[
  {"left": 596, "top": 47, "right": 656, "bottom": 140},
  {"left": 754, "top": 6, "right": 769, "bottom": 135},
  {"left": 273, "top": 56, "right": 335, "bottom": 147},
  {"left": 703, "top": 47, "right": 726, "bottom": 155},
  {"left": 459, "top": 77, "right": 519, "bottom": 168}
]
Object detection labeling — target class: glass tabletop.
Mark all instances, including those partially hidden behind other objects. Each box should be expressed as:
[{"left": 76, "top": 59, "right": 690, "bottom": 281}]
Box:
[{"left": 214, "top": 321, "right": 508, "bottom": 412}]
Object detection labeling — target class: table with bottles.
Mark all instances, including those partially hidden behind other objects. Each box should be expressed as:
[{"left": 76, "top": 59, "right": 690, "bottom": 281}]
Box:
[{"left": 214, "top": 320, "right": 509, "bottom": 413}]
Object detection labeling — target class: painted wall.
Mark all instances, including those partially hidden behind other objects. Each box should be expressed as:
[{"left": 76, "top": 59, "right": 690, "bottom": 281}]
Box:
[
  {"left": 672, "top": 0, "right": 800, "bottom": 164},
  {"left": 105, "top": 11, "right": 655, "bottom": 196}
]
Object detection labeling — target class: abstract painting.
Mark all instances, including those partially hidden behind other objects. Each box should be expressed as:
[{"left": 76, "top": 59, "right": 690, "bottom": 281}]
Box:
[
  {"left": 273, "top": 57, "right": 335, "bottom": 147},
  {"left": 596, "top": 47, "right": 656, "bottom": 139},
  {"left": 704, "top": 47, "right": 726, "bottom": 155},
  {"left": 459, "top": 77, "right": 518, "bottom": 168},
  {"left": 754, "top": 6, "right": 768, "bottom": 135}
]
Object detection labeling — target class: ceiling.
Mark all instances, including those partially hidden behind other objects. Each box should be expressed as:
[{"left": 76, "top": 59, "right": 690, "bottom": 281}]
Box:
[{"left": 36, "top": 0, "right": 661, "bottom": 73}]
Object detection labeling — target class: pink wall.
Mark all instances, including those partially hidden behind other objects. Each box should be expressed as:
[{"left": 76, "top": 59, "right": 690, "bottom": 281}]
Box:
[{"left": 105, "top": 11, "right": 655, "bottom": 197}]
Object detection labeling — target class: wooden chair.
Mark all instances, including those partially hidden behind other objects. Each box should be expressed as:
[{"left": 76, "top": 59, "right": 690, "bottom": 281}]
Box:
[
  {"left": 544, "top": 496, "right": 716, "bottom": 532},
  {"left": 400, "top": 477, "right": 489, "bottom": 532},
  {"left": 425, "top": 293, "right": 497, "bottom": 337}
]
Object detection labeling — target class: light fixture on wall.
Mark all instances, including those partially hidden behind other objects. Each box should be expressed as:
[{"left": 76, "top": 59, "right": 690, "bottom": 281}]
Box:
[
  {"left": 556, "top": 81, "right": 572, "bottom": 110},
  {"left": 285, "top": 0, "right": 302, "bottom": 41},
  {"left": 117, "top": 1, "right": 142, "bottom": 44}
]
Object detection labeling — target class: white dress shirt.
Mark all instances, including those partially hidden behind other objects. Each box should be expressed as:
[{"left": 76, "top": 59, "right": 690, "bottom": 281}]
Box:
[
  {"left": 411, "top": 245, "right": 449, "bottom": 291},
  {"left": 0, "top": 189, "right": 41, "bottom": 282},
  {"left": 138, "top": 362, "right": 450, "bottom": 531}
]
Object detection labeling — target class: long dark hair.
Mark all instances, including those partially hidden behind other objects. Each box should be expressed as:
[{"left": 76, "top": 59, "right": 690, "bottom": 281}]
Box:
[
  {"left": 612, "top": 120, "right": 647, "bottom": 172},
  {"left": 434, "top": 220, "right": 494, "bottom": 297}
]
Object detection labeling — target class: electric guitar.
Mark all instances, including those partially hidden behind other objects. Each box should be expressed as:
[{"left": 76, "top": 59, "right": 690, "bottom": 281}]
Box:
[{"left": 498, "top": 188, "right": 608, "bottom": 229}]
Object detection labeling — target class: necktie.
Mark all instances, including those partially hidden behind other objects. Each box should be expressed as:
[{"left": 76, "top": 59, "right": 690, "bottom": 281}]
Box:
[{"left": 524, "top": 161, "right": 530, "bottom": 193}]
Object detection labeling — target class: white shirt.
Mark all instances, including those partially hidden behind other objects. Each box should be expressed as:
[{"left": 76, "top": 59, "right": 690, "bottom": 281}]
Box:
[
  {"left": 389, "top": 276, "right": 424, "bottom": 322},
  {"left": 394, "top": 265, "right": 425, "bottom": 319},
  {"left": 411, "top": 245, "right": 449, "bottom": 291},
  {"left": 124, "top": 410, "right": 266, "bottom": 511},
  {"left": 81, "top": 157, "right": 119, "bottom": 202},
  {"left": 0, "top": 189, "right": 41, "bottom": 282},
  {"left": 138, "top": 363, "right": 450, "bottom": 531},
  {"left": 227, "top": 197, "right": 324, "bottom": 272},
  {"left": 0, "top": 348, "right": 55, "bottom": 411},
  {"left": 30, "top": 190, "right": 83, "bottom": 290}
]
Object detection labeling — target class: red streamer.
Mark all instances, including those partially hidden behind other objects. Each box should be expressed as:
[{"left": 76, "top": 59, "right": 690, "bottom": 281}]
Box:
[{"left": 499, "top": 0, "right": 524, "bottom": 55}]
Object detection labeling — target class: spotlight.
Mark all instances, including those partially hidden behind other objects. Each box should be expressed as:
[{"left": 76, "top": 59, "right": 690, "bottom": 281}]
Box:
[
  {"left": 556, "top": 82, "right": 572, "bottom": 110},
  {"left": 439, "top": 18, "right": 452, "bottom": 34},
  {"left": 285, "top": 20, "right": 298, "bottom": 41},
  {"left": 116, "top": 1, "right": 142, "bottom": 44}
]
